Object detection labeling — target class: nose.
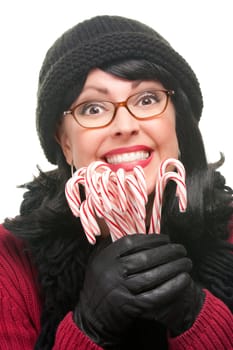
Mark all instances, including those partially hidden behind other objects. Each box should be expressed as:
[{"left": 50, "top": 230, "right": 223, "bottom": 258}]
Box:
[{"left": 110, "top": 105, "right": 140, "bottom": 138}]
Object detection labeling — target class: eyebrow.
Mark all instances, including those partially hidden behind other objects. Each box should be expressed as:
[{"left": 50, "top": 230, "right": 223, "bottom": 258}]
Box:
[{"left": 83, "top": 80, "right": 143, "bottom": 94}]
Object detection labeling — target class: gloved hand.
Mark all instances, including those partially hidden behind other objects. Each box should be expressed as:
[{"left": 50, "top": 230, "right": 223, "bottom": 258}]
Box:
[
  {"left": 74, "top": 234, "right": 201, "bottom": 348},
  {"left": 152, "top": 274, "right": 204, "bottom": 337}
]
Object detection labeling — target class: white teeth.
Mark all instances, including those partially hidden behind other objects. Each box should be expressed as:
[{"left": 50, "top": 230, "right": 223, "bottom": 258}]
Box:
[{"left": 106, "top": 151, "right": 149, "bottom": 164}]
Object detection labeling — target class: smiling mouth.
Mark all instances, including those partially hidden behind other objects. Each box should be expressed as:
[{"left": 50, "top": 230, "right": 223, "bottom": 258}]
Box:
[{"left": 105, "top": 151, "right": 150, "bottom": 164}]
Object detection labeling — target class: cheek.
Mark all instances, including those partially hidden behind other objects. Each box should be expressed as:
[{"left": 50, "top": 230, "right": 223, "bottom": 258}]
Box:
[
  {"left": 71, "top": 129, "right": 104, "bottom": 169},
  {"left": 59, "top": 117, "right": 106, "bottom": 168},
  {"left": 148, "top": 116, "right": 178, "bottom": 150},
  {"left": 71, "top": 132, "right": 90, "bottom": 168}
]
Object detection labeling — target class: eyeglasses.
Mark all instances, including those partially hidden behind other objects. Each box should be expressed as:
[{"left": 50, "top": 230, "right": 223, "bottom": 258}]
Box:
[{"left": 63, "top": 89, "right": 175, "bottom": 129}]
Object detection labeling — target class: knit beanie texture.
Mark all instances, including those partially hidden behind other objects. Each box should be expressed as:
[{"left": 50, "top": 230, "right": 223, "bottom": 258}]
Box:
[{"left": 36, "top": 15, "right": 203, "bottom": 165}]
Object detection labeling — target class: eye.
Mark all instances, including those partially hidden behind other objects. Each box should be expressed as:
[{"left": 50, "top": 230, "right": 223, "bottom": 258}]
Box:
[
  {"left": 136, "top": 91, "right": 162, "bottom": 107},
  {"left": 77, "top": 102, "right": 107, "bottom": 116}
]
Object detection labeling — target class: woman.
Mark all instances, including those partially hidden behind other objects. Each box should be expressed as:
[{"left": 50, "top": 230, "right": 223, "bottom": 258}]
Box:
[{"left": 1, "top": 15, "right": 233, "bottom": 349}]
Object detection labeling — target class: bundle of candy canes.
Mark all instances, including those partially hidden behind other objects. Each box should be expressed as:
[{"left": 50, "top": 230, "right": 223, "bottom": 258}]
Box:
[{"left": 65, "top": 158, "right": 187, "bottom": 244}]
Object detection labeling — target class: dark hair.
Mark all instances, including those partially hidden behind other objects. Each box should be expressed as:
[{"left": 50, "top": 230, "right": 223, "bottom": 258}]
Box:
[
  {"left": 4, "top": 59, "right": 233, "bottom": 349},
  {"left": 101, "top": 58, "right": 208, "bottom": 174},
  {"left": 101, "top": 59, "right": 232, "bottom": 244}
]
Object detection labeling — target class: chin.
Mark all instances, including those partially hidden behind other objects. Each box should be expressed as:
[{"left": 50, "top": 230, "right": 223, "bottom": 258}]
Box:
[
  {"left": 144, "top": 166, "right": 158, "bottom": 194},
  {"left": 146, "top": 178, "right": 157, "bottom": 196}
]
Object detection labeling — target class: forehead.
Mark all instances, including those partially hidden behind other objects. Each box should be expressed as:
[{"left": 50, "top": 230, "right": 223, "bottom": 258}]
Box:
[{"left": 79, "top": 68, "right": 165, "bottom": 97}]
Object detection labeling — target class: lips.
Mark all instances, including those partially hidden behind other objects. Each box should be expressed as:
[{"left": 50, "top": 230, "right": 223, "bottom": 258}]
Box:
[
  {"left": 106, "top": 151, "right": 150, "bottom": 164},
  {"left": 103, "top": 146, "right": 153, "bottom": 171}
]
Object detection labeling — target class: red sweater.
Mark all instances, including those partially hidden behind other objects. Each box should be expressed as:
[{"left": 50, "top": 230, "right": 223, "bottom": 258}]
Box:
[{"left": 0, "top": 224, "right": 233, "bottom": 349}]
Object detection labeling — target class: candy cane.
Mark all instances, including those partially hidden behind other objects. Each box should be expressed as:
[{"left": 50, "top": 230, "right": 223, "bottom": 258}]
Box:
[
  {"left": 65, "top": 158, "right": 187, "bottom": 244},
  {"left": 149, "top": 159, "right": 187, "bottom": 234}
]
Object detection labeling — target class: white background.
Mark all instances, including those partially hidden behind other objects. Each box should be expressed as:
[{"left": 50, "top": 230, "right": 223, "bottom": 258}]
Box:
[{"left": 0, "top": 0, "right": 232, "bottom": 222}]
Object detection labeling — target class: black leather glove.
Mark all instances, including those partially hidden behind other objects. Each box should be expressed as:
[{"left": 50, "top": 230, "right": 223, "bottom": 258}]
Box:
[
  {"left": 152, "top": 275, "right": 205, "bottom": 337},
  {"left": 74, "top": 234, "right": 195, "bottom": 348}
]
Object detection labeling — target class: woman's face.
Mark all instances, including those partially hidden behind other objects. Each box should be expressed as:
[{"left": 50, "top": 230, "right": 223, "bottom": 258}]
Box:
[{"left": 58, "top": 68, "right": 179, "bottom": 195}]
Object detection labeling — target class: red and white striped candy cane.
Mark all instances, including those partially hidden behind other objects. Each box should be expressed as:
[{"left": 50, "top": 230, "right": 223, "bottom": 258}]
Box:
[
  {"left": 149, "top": 159, "right": 187, "bottom": 234},
  {"left": 65, "top": 158, "right": 187, "bottom": 244}
]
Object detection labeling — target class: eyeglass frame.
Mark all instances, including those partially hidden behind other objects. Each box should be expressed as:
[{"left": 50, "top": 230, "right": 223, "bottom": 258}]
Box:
[{"left": 63, "top": 89, "right": 175, "bottom": 129}]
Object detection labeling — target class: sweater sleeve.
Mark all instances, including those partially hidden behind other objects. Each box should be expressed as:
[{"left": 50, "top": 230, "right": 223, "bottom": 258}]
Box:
[
  {"left": 53, "top": 312, "right": 103, "bottom": 350},
  {"left": 0, "top": 226, "right": 41, "bottom": 348},
  {"left": 168, "top": 289, "right": 233, "bottom": 350},
  {"left": 0, "top": 225, "right": 103, "bottom": 350}
]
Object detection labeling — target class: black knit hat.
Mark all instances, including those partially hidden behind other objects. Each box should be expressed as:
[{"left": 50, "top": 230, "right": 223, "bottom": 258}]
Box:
[{"left": 36, "top": 15, "right": 203, "bottom": 165}]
